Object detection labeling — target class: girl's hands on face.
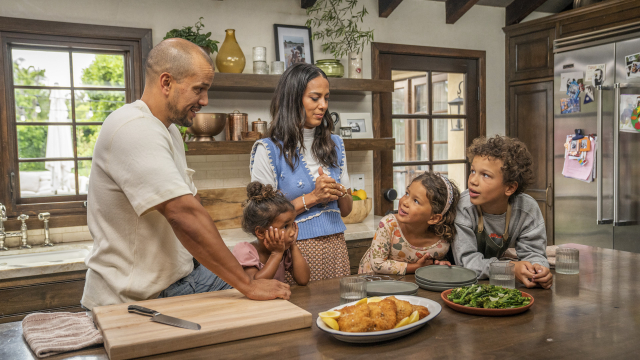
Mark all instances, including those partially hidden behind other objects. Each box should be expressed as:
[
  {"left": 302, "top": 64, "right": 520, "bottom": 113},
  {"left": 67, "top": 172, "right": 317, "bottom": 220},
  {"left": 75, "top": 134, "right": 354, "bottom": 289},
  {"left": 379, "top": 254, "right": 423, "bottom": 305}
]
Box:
[
  {"left": 285, "top": 222, "right": 299, "bottom": 248},
  {"left": 264, "top": 226, "right": 286, "bottom": 254}
]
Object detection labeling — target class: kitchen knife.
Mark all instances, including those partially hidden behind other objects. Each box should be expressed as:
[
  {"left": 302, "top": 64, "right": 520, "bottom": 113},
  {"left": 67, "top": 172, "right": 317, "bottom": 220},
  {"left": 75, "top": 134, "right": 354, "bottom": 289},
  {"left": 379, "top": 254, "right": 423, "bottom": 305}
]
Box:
[{"left": 128, "top": 305, "right": 201, "bottom": 330}]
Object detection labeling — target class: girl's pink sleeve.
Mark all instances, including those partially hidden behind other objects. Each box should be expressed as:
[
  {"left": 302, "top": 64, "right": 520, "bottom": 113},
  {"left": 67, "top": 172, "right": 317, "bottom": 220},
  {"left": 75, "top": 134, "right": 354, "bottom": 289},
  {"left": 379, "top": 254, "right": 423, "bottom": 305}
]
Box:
[
  {"left": 367, "top": 216, "right": 408, "bottom": 275},
  {"left": 231, "top": 242, "right": 263, "bottom": 269}
]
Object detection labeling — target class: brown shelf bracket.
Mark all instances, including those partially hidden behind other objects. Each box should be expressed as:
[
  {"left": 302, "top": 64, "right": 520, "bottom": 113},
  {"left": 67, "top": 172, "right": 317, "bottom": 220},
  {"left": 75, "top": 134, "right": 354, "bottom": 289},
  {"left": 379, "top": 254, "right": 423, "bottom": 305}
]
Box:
[
  {"left": 445, "top": 0, "right": 481, "bottom": 24},
  {"left": 379, "top": 0, "right": 404, "bottom": 18},
  {"left": 506, "top": 0, "right": 548, "bottom": 26}
]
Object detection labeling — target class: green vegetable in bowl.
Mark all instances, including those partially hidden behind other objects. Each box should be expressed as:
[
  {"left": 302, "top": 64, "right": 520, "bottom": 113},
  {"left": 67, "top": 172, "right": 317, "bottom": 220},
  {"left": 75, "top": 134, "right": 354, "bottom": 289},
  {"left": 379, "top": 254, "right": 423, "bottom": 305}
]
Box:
[
  {"left": 352, "top": 195, "right": 362, "bottom": 201},
  {"left": 447, "top": 284, "right": 531, "bottom": 309}
]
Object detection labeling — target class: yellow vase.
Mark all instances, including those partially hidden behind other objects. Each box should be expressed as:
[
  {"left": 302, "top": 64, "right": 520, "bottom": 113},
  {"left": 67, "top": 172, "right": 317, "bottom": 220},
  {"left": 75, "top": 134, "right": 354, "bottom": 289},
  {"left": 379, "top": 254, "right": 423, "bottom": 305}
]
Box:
[{"left": 216, "top": 29, "right": 246, "bottom": 73}]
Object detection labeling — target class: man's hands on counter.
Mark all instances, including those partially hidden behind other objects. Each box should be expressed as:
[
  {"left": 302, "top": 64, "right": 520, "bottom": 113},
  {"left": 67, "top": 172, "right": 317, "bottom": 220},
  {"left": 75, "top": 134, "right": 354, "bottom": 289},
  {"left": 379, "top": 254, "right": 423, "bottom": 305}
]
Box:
[{"left": 156, "top": 193, "right": 291, "bottom": 300}]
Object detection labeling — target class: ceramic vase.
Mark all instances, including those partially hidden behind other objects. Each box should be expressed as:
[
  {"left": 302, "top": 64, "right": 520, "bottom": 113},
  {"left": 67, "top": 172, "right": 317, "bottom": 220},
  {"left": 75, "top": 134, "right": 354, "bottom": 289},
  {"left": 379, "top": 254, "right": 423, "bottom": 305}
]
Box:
[
  {"left": 348, "top": 51, "right": 363, "bottom": 79},
  {"left": 216, "top": 29, "right": 246, "bottom": 73}
]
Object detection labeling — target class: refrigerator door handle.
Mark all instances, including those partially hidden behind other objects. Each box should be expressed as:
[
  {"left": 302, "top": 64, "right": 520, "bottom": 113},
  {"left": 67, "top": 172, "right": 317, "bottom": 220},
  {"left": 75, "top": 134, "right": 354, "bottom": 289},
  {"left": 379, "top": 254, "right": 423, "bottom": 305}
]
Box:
[
  {"left": 613, "top": 83, "right": 620, "bottom": 227},
  {"left": 596, "top": 86, "right": 613, "bottom": 225}
]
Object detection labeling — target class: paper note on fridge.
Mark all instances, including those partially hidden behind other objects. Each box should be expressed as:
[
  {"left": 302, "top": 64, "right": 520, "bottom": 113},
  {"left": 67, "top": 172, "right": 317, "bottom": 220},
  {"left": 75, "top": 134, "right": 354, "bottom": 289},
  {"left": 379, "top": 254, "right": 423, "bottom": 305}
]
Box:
[
  {"left": 560, "top": 71, "right": 584, "bottom": 91},
  {"left": 585, "top": 64, "right": 605, "bottom": 86},
  {"left": 562, "top": 135, "right": 597, "bottom": 182}
]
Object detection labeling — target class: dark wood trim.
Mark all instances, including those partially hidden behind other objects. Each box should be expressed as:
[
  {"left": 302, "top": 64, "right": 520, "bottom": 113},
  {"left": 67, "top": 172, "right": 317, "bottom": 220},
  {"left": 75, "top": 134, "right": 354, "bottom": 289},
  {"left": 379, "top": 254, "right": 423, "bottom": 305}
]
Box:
[
  {"left": 186, "top": 138, "right": 395, "bottom": 156},
  {"left": 0, "top": 17, "right": 151, "bottom": 219},
  {"left": 301, "top": 0, "right": 317, "bottom": 9},
  {"left": 445, "top": 0, "right": 481, "bottom": 25},
  {"left": 372, "top": 42, "right": 486, "bottom": 60},
  {"left": 505, "top": 0, "right": 548, "bottom": 26},
  {"left": 379, "top": 0, "right": 404, "bottom": 18},
  {"left": 509, "top": 76, "right": 554, "bottom": 87},
  {"left": 209, "top": 73, "right": 393, "bottom": 94}
]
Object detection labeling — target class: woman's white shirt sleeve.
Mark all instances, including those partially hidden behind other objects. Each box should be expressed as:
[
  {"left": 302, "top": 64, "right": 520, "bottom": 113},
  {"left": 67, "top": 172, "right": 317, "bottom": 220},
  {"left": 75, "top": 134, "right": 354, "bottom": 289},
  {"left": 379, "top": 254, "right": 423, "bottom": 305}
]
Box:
[{"left": 250, "top": 143, "right": 277, "bottom": 188}]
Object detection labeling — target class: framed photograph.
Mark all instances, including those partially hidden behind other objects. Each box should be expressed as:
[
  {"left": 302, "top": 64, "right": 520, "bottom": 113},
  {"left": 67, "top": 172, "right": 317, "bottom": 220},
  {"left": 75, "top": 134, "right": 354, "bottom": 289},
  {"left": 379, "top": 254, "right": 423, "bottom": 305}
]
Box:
[
  {"left": 340, "top": 113, "right": 373, "bottom": 139},
  {"left": 273, "top": 24, "right": 314, "bottom": 70}
]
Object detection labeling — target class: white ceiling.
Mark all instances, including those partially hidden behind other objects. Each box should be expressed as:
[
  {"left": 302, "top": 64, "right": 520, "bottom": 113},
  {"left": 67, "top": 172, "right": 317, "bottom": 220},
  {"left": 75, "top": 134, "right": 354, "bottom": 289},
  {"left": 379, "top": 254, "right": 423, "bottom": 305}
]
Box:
[{"left": 426, "top": 0, "right": 575, "bottom": 14}]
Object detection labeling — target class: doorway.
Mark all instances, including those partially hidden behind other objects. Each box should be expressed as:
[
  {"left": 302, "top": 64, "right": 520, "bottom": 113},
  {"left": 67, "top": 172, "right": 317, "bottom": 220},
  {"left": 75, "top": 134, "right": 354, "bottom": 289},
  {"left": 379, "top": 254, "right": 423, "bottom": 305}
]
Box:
[{"left": 372, "top": 43, "right": 486, "bottom": 215}]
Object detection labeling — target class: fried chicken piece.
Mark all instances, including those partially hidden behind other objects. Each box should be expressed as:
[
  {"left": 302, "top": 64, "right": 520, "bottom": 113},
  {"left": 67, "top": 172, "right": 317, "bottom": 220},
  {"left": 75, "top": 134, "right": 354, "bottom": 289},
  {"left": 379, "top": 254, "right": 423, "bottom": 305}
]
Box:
[
  {"left": 387, "top": 296, "right": 414, "bottom": 323},
  {"left": 412, "top": 304, "right": 430, "bottom": 320},
  {"left": 367, "top": 299, "right": 397, "bottom": 331},
  {"left": 337, "top": 303, "right": 373, "bottom": 333}
]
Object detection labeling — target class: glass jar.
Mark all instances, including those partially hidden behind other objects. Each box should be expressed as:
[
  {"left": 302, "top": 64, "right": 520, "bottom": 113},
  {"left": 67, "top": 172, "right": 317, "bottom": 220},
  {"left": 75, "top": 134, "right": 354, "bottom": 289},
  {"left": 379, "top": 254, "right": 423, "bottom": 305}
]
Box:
[{"left": 315, "top": 59, "right": 344, "bottom": 78}]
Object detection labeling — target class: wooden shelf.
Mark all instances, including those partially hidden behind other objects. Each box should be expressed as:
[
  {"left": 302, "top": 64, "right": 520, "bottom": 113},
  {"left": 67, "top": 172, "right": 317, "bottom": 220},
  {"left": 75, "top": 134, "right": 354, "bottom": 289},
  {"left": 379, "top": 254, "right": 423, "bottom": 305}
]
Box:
[
  {"left": 208, "top": 73, "right": 393, "bottom": 94},
  {"left": 186, "top": 138, "right": 395, "bottom": 155}
]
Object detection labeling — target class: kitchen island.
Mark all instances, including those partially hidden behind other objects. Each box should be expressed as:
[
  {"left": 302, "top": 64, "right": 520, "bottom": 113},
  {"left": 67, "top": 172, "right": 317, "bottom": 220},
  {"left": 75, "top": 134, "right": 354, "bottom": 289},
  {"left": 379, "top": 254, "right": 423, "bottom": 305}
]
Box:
[{"left": 0, "top": 244, "right": 637, "bottom": 359}]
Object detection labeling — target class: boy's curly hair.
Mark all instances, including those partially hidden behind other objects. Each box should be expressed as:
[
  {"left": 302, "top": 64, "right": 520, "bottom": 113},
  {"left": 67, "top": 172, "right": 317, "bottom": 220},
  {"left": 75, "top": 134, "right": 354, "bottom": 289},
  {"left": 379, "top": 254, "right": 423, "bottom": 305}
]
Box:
[
  {"left": 411, "top": 172, "right": 461, "bottom": 243},
  {"left": 466, "top": 135, "right": 534, "bottom": 203}
]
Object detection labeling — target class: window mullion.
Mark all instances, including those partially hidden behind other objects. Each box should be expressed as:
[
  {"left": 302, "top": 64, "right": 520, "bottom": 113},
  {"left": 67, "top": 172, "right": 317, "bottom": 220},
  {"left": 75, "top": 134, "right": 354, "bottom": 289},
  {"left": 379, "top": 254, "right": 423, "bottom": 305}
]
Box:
[{"left": 69, "top": 50, "right": 80, "bottom": 196}]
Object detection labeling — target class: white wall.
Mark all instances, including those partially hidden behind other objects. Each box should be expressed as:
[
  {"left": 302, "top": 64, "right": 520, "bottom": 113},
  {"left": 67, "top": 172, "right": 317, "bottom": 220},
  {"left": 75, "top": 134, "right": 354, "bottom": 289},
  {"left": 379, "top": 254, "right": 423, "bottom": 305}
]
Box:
[{"left": 0, "top": 0, "right": 507, "bottom": 135}]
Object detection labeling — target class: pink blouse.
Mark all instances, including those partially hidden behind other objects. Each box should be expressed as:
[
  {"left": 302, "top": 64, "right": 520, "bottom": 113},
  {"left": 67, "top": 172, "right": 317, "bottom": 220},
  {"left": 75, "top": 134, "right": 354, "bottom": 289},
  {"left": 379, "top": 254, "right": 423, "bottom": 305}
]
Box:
[{"left": 231, "top": 242, "right": 293, "bottom": 283}]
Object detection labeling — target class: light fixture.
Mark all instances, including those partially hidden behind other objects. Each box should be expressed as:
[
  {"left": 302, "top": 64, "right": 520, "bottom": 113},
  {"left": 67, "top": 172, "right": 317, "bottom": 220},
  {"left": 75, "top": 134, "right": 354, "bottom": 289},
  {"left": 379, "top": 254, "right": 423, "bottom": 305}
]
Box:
[
  {"left": 448, "top": 81, "right": 464, "bottom": 132},
  {"left": 86, "top": 106, "right": 94, "bottom": 119},
  {"left": 33, "top": 98, "right": 41, "bottom": 114},
  {"left": 18, "top": 107, "right": 26, "bottom": 121}
]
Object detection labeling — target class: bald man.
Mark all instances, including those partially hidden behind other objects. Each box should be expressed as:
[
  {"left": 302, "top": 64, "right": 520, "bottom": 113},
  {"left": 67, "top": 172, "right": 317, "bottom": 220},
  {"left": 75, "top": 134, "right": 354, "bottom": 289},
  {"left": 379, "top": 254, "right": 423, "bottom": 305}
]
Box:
[{"left": 81, "top": 39, "right": 290, "bottom": 309}]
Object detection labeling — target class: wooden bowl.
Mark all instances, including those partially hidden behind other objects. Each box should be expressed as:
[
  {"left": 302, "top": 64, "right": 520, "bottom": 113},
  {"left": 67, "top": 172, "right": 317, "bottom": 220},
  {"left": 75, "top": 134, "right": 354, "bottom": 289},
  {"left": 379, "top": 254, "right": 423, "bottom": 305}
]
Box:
[
  {"left": 440, "top": 288, "right": 534, "bottom": 316},
  {"left": 241, "top": 131, "right": 261, "bottom": 141},
  {"left": 342, "top": 198, "right": 372, "bottom": 224}
]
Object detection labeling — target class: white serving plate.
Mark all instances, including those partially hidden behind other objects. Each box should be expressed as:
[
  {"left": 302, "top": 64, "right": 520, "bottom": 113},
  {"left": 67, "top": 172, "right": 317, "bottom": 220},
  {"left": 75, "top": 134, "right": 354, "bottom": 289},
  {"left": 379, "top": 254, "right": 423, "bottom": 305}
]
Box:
[{"left": 315, "top": 295, "right": 441, "bottom": 343}]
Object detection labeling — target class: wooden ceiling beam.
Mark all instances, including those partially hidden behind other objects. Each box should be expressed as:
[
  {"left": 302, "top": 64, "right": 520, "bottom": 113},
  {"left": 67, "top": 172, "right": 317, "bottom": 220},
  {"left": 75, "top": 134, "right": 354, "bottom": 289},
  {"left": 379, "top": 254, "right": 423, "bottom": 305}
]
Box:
[
  {"left": 301, "top": 0, "right": 317, "bottom": 9},
  {"left": 379, "top": 0, "right": 404, "bottom": 18},
  {"left": 445, "top": 0, "right": 481, "bottom": 24},
  {"left": 506, "top": 0, "right": 549, "bottom": 26}
]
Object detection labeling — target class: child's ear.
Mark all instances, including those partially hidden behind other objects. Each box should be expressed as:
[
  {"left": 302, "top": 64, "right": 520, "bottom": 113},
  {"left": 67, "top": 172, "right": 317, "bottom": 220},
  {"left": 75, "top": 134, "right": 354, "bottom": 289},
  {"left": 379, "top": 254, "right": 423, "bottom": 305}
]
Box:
[
  {"left": 504, "top": 181, "right": 518, "bottom": 198},
  {"left": 428, "top": 213, "right": 443, "bottom": 225},
  {"left": 255, "top": 227, "right": 266, "bottom": 241}
]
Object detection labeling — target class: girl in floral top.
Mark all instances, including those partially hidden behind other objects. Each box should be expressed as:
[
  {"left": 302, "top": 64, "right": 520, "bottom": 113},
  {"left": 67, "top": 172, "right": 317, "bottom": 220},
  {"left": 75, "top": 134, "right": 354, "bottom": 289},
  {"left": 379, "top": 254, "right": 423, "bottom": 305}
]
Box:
[{"left": 359, "top": 172, "right": 461, "bottom": 275}]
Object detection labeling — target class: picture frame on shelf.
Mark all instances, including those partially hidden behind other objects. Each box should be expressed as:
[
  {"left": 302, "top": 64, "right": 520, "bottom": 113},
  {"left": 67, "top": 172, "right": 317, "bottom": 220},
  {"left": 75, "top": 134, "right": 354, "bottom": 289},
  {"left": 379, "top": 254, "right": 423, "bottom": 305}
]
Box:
[
  {"left": 340, "top": 113, "right": 372, "bottom": 139},
  {"left": 274, "top": 24, "right": 314, "bottom": 70}
]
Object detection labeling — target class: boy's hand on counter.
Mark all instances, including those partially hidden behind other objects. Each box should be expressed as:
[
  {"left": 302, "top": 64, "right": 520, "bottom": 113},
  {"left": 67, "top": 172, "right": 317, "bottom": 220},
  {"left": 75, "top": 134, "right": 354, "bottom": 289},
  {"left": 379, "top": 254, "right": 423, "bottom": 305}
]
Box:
[
  {"left": 532, "top": 263, "right": 553, "bottom": 289},
  {"left": 434, "top": 260, "right": 451, "bottom": 266},
  {"left": 512, "top": 261, "right": 538, "bottom": 288}
]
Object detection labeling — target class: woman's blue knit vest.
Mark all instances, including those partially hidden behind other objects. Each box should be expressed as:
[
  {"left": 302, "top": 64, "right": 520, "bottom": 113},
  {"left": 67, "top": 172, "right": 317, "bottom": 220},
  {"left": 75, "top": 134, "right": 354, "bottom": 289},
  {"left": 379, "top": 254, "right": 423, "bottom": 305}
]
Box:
[{"left": 250, "top": 135, "right": 347, "bottom": 240}]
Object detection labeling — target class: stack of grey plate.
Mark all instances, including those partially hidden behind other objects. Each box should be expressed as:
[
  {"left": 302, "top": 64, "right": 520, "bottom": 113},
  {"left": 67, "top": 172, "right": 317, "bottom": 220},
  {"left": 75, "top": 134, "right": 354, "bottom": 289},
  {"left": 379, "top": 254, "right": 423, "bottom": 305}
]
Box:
[
  {"left": 415, "top": 266, "right": 478, "bottom": 292},
  {"left": 366, "top": 280, "right": 419, "bottom": 297}
]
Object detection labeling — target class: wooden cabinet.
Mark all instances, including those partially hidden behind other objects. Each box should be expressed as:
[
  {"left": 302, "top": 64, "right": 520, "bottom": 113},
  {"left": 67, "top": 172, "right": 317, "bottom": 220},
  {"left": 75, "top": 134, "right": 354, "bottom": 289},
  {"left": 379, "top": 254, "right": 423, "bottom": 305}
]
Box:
[
  {"left": 0, "top": 271, "right": 86, "bottom": 324},
  {"left": 508, "top": 82, "right": 554, "bottom": 245},
  {"left": 508, "top": 28, "right": 555, "bottom": 82},
  {"left": 346, "top": 238, "right": 372, "bottom": 275}
]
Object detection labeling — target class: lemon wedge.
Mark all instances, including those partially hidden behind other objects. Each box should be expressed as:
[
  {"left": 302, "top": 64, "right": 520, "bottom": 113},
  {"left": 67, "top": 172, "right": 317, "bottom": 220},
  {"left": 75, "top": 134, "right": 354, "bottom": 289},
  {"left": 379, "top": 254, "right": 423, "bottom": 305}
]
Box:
[
  {"left": 321, "top": 317, "right": 339, "bottom": 330},
  {"left": 408, "top": 310, "right": 419, "bottom": 324},
  {"left": 355, "top": 298, "right": 368, "bottom": 306},
  {"left": 367, "top": 297, "right": 383, "bottom": 303},
  {"left": 394, "top": 316, "right": 411, "bottom": 328},
  {"left": 318, "top": 311, "right": 341, "bottom": 319}
]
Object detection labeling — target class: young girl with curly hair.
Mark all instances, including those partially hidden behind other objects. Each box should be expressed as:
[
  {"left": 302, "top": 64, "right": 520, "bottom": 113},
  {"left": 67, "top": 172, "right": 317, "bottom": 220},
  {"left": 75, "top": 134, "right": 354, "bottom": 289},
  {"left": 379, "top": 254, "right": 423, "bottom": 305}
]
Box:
[
  {"left": 358, "top": 172, "right": 460, "bottom": 275},
  {"left": 232, "top": 182, "right": 310, "bottom": 285},
  {"left": 452, "top": 135, "right": 552, "bottom": 289}
]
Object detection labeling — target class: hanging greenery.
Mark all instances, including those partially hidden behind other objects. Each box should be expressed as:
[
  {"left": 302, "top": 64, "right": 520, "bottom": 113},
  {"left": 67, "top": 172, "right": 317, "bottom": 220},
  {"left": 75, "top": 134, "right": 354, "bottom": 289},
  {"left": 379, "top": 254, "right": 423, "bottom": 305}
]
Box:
[{"left": 305, "top": 0, "right": 374, "bottom": 60}]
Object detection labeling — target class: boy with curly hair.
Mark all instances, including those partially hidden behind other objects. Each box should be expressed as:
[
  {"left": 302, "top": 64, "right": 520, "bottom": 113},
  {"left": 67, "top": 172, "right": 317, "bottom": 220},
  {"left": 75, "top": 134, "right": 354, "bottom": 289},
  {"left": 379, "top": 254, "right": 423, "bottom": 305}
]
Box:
[{"left": 453, "top": 135, "right": 552, "bottom": 289}]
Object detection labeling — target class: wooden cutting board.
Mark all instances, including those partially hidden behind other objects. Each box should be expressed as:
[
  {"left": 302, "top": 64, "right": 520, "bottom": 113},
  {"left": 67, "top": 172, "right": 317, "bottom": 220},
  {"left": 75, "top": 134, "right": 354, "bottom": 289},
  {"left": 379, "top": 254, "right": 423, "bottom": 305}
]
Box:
[
  {"left": 93, "top": 289, "right": 312, "bottom": 360},
  {"left": 199, "top": 187, "right": 246, "bottom": 230}
]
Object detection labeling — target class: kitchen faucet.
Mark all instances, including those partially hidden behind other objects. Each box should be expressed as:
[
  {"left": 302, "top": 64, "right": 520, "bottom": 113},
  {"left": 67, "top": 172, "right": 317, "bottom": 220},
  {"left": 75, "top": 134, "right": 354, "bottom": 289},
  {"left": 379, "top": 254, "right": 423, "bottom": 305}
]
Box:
[
  {"left": 39, "top": 212, "right": 53, "bottom": 247},
  {"left": 0, "top": 203, "right": 31, "bottom": 250}
]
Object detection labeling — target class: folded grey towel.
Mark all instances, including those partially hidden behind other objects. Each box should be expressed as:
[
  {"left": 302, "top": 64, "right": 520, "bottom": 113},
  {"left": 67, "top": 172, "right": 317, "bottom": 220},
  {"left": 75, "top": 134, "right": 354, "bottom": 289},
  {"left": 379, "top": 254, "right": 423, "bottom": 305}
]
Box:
[{"left": 22, "top": 312, "right": 103, "bottom": 358}]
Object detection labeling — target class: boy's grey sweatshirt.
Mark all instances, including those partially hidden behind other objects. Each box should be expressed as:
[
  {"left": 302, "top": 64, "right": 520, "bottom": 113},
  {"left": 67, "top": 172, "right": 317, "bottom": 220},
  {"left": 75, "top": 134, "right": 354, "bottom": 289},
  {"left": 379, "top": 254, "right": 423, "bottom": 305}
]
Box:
[{"left": 452, "top": 190, "right": 549, "bottom": 279}]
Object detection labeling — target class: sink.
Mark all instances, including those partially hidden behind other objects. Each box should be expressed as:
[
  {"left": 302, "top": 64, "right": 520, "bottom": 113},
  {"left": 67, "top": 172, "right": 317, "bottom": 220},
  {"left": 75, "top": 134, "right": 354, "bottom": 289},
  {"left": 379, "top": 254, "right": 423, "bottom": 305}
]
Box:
[{"left": 0, "top": 248, "right": 90, "bottom": 267}]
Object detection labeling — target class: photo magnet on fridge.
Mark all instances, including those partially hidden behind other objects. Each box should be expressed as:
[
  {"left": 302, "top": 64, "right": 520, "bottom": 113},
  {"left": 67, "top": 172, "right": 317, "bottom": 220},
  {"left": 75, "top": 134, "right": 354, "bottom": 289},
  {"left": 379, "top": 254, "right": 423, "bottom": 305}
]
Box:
[
  {"left": 584, "top": 86, "right": 594, "bottom": 104},
  {"left": 560, "top": 71, "right": 584, "bottom": 92},
  {"left": 561, "top": 98, "right": 580, "bottom": 114},
  {"left": 625, "top": 53, "right": 640, "bottom": 79},
  {"left": 586, "top": 64, "right": 605, "bottom": 86}
]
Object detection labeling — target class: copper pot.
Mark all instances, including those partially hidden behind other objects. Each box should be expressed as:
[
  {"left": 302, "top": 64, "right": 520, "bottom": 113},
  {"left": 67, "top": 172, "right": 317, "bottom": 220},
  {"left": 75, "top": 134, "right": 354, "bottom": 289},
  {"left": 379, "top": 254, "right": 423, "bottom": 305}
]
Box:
[
  {"left": 251, "top": 118, "right": 268, "bottom": 138},
  {"left": 226, "top": 110, "right": 248, "bottom": 141},
  {"left": 187, "top": 113, "right": 227, "bottom": 141}
]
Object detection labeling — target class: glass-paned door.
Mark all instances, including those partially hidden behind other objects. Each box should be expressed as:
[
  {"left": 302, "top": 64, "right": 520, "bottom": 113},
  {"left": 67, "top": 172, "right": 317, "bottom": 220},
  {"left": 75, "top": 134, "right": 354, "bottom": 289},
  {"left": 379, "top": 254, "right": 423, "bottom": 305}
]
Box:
[{"left": 391, "top": 65, "right": 475, "bottom": 209}]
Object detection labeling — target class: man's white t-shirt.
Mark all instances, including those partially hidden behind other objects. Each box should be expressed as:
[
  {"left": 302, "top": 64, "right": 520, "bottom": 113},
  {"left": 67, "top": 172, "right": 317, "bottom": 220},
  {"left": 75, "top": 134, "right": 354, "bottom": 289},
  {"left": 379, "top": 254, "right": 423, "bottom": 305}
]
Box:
[{"left": 81, "top": 100, "right": 197, "bottom": 310}]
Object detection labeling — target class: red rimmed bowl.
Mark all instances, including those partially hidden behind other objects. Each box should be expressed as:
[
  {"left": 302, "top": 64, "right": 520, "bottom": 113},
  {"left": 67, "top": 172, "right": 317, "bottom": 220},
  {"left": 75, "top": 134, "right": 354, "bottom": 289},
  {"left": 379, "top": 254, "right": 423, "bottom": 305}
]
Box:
[{"left": 440, "top": 288, "right": 534, "bottom": 316}]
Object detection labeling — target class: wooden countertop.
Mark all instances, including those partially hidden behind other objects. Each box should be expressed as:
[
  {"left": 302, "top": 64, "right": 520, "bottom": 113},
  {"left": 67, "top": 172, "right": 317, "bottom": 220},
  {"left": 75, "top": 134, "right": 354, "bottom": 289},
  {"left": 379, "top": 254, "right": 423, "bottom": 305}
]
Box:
[{"left": 1, "top": 244, "right": 638, "bottom": 360}]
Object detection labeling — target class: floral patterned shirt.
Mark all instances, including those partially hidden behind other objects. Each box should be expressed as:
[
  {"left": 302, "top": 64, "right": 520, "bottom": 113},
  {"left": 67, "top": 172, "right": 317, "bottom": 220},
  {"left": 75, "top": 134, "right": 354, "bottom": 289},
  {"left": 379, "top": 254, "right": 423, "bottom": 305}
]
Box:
[{"left": 358, "top": 214, "right": 450, "bottom": 275}]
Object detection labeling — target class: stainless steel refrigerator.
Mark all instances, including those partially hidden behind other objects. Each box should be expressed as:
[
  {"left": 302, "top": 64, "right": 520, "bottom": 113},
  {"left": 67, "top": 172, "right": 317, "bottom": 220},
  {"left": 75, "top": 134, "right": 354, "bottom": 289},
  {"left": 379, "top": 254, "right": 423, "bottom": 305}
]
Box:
[{"left": 554, "top": 22, "right": 640, "bottom": 253}]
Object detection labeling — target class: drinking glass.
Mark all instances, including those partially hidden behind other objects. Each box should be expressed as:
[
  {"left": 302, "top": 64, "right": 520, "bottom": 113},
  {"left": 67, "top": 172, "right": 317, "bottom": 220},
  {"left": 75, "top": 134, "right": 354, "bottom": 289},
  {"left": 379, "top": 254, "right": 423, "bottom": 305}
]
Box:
[
  {"left": 556, "top": 248, "right": 579, "bottom": 274},
  {"left": 490, "top": 262, "right": 515, "bottom": 289},
  {"left": 340, "top": 276, "right": 367, "bottom": 304}
]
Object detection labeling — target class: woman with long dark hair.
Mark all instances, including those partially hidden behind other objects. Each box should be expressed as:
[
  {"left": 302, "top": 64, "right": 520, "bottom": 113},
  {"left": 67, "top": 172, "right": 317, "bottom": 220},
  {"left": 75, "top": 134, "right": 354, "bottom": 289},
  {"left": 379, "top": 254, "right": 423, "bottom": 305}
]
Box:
[{"left": 250, "top": 63, "right": 353, "bottom": 282}]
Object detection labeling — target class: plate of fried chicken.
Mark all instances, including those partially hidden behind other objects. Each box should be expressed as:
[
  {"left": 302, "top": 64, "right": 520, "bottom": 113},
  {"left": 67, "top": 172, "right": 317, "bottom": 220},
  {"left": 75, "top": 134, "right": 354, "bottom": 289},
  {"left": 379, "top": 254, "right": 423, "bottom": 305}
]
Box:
[{"left": 316, "top": 295, "right": 441, "bottom": 343}]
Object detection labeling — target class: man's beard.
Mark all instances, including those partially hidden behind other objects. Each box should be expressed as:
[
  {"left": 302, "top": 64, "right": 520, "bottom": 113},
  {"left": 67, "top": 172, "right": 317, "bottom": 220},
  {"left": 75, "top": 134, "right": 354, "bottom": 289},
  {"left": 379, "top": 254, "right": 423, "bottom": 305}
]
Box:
[{"left": 167, "top": 95, "right": 193, "bottom": 127}]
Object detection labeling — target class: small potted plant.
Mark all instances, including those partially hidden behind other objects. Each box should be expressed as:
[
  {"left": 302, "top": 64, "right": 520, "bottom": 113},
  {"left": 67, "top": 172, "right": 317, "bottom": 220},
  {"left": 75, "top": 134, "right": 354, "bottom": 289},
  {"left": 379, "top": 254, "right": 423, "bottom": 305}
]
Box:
[
  {"left": 164, "top": 17, "right": 219, "bottom": 55},
  {"left": 305, "top": 0, "right": 374, "bottom": 78}
]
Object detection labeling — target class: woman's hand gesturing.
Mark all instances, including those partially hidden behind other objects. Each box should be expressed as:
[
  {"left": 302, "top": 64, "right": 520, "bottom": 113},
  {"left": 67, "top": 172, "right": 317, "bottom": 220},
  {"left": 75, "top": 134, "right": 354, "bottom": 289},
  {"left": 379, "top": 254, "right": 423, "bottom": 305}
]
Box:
[{"left": 312, "top": 167, "right": 344, "bottom": 204}]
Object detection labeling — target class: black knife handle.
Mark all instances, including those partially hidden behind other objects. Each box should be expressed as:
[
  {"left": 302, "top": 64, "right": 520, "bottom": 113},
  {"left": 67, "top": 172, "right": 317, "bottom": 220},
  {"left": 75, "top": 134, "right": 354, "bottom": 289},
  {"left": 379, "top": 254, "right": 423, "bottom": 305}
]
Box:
[{"left": 128, "top": 305, "right": 159, "bottom": 317}]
